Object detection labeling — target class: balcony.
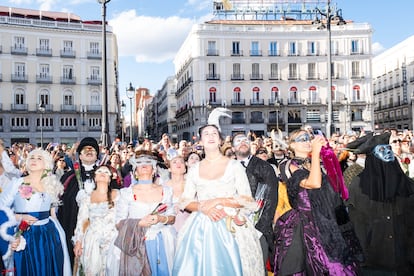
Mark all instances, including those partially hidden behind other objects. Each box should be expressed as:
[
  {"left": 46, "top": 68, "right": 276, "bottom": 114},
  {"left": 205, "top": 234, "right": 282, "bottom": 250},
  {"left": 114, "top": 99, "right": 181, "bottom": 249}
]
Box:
[
  {"left": 11, "top": 104, "right": 28, "bottom": 111},
  {"left": 249, "top": 50, "right": 262, "bottom": 56},
  {"left": 209, "top": 100, "right": 222, "bottom": 107},
  {"left": 206, "top": 49, "right": 219, "bottom": 56},
  {"left": 351, "top": 73, "right": 365, "bottom": 80},
  {"left": 36, "top": 75, "right": 53, "bottom": 83},
  {"left": 230, "top": 50, "right": 243, "bottom": 56},
  {"left": 251, "top": 117, "right": 264, "bottom": 123},
  {"left": 36, "top": 48, "right": 52, "bottom": 56},
  {"left": 268, "top": 98, "right": 284, "bottom": 105},
  {"left": 60, "top": 77, "right": 76, "bottom": 84},
  {"left": 87, "top": 51, "right": 102, "bottom": 59},
  {"left": 287, "top": 98, "right": 301, "bottom": 105},
  {"left": 206, "top": 74, "right": 220, "bottom": 80},
  {"left": 61, "top": 104, "right": 77, "bottom": 112},
  {"left": 11, "top": 74, "right": 28, "bottom": 83},
  {"left": 250, "top": 99, "right": 264, "bottom": 105},
  {"left": 87, "top": 77, "right": 102, "bottom": 85},
  {"left": 306, "top": 74, "right": 319, "bottom": 80},
  {"left": 306, "top": 98, "right": 322, "bottom": 104},
  {"left": 250, "top": 74, "right": 263, "bottom": 80},
  {"left": 60, "top": 50, "right": 76, "bottom": 58},
  {"left": 231, "top": 74, "right": 244, "bottom": 80},
  {"left": 231, "top": 99, "right": 245, "bottom": 105},
  {"left": 268, "top": 50, "right": 280, "bottom": 56},
  {"left": 269, "top": 73, "right": 281, "bottom": 80},
  {"left": 87, "top": 105, "right": 102, "bottom": 112},
  {"left": 11, "top": 46, "right": 28, "bottom": 55},
  {"left": 288, "top": 74, "right": 300, "bottom": 80}
]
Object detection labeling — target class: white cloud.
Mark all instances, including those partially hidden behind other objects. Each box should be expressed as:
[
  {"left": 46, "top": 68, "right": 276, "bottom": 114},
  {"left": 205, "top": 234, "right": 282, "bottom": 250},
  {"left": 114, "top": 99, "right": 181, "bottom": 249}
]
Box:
[
  {"left": 372, "top": 42, "right": 385, "bottom": 55},
  {"left": 186, "top": 0, "right": 211, "bottom": 11},
  {"left": 37, "top": 0, "right": 57, "bottom": 11},
  {"left": 110, "top": 10, "right": 194, "bottom": 63}
]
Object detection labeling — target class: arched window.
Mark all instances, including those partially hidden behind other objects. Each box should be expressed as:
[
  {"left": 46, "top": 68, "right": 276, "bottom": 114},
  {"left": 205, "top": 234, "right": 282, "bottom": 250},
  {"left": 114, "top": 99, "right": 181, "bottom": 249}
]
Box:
[
  {"left": 233, "top": 87, "right": 241, "bottom": 102},
  {"left": 271, "top": 86, "right": 279, "bottom": 102},
  {"left": 39, "top": 88, "right": 49, "bottom": 106},
  {"left": 209, "top": 87, "right": 217, "bottom": 103},
  {"left": 252, "top": 86, "right": 260, "bottom": 101},
  {"left": 91, "top": 90, "right": 100, "bottom": 105},
  {"left": 289, "top": 86, "right": 298, "bottom": 103},
  {"left": 308, "top": 86, "right": 318, "bottom": 103},
  {"left": 14, "top": 88, "right": 25, "bottom": 105},
  {"left": 353, "top": 85, "right": 361, "bottom": 101}
]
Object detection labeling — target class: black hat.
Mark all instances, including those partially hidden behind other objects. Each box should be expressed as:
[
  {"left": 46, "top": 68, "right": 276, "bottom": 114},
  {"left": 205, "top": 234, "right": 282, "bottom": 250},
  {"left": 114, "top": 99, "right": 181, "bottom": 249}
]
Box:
[
  {"left": 77, "top": 137, "right": 99, "bottom": 154},
  {"left": 345, "top": 132, "right": 373, "bottom": 151},
  {"left": 352, "top": 132, "right": 391, "bottom": 154}
]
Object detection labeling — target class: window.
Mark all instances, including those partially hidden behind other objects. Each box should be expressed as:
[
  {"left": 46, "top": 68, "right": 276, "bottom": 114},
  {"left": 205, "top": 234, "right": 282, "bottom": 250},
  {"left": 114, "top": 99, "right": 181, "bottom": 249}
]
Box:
[
  {"left": 251, "top": 41, "right": 260, "bottom": 56},
  {"left": 39, "top": 39, "right": 50, "bottom": 50},
  {"left": 89, "top": 117, "right": 101, "bottom": 127},
  {"left": 252, "top": 63, "right": 260, "bottom": 78},
  {"left": 308, "top": 41, "right": 316, "bottom": 55},
  {"left": 11, "top": 117, "right": 29, "bottom": 128},
  {"left": 232, "top": 41, "right": 241, "bottom": 55},
  {"left": 351, "top": 40, "right": 360, "bottom": 54},
  {"left": 271, "top": 87, "right": 279, "bottom": 102},
  {"left": 39, "top": 90, "right": 49, "bottom": 105},
  {"left": 208, "top": 63, "right": 217, "bottom": 78},
  {"left": 289, "top": 63, "right": 297, "bottom": 79},
  {"left": 90, "top": 42, "right": 100, "bottom": 54},
  {"left": 64, "top": 93, "right": 73, "bottom": 105},
  {"left": 15, "top": 63, "right": 25, "bottom": 76},
  {"left": 15, "top": 89, "right": 24, "bottom": 105},
  {"left": 91, "top": 91, "right": 100, "bottom": 105},
  {"left": 289, "top": 42, "right": 297, "bottom": 56},
  {"left": 270, "top": 63, "right": 279, "bottom": 79},
  {"left": 269, "top": 42, "right": 278, "bottom": 56},
  {"left": 209, "top": 87, "right": 217, "bottom": 103},
  {"left": 39, "top": 64, "right": 50, "bottom": 78},
  {"left": 252, "top": 88, "right": 260, "bottom": 101},
  {"left": 63, "top": 66, "right": 73, "bottom": 79},
  {"left": 63, "top": 41, "right": 73, "bottom": 52},
  {"left": 90, "top": 66, "right": 100, "bottom": 79},
  {"left": 207, "top": 41, "right": 217, "bottom": 55},
  {"left": 352, "top": 85, "right": 361, "bottom": 101},
  {"left": 14, "top": 36, "right": 25, "bottom": 49},
  {"left": 308, "top": 86, "right": 318, "bottom": 103},
  {"left": 351, "top": 61, "right": 360, "bottom": 78},
  {"left": 308, "top": 63, "right": 316, "bottom": 79},
  {"left": 60, "top": 117, "right": 77, "bottom": 127},
  {"left": 232, "top": 63, "right": 242, "bottom": 79},
  {"left": 233, "top": 88, "right": 241, "bottom": 102}
]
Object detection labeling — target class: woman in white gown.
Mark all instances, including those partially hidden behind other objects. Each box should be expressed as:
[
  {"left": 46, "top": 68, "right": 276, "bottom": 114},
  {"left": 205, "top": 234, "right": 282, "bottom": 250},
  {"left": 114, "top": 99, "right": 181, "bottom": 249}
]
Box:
[
  {"left": 115, "top": 151, "right": 176, "bottom": 275},
  {"left": 72, "top": 165, "right": 119, "bottom": 275},
  {"left": 0, "top": 149, "right": 71, "bottom": 276},
  {"left": 172, "top": 125, "right": 264, "bottom": 276}
]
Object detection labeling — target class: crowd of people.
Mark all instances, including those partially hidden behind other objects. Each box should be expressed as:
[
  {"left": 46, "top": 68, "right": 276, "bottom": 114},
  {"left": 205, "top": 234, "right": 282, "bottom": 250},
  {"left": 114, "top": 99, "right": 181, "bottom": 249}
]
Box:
[{"left": 0, "top": 119, "right": 414, "bottom": 276}]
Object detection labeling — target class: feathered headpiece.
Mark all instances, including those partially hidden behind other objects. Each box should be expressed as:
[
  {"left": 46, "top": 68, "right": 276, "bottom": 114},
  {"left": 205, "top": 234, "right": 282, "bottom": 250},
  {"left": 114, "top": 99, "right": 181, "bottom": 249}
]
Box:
[{"left": 207, "top": 107, "right": 231, "bottom": 132}]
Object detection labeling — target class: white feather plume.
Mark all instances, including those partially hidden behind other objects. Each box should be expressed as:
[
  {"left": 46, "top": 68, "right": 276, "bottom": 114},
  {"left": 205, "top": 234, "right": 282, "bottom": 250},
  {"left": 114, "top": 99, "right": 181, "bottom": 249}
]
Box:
[
  {"left": 270, "top": 129, "right": 288, "bottom": 150},
  {"left": 207, "top": 107, "right": 232, "bottom": 131}
]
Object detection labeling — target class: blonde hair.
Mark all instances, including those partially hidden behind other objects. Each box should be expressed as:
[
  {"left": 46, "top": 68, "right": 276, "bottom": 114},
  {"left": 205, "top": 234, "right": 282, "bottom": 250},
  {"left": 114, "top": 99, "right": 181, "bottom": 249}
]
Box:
[{"left": 26, "top": 149, "right": 64, "bottom": 205}]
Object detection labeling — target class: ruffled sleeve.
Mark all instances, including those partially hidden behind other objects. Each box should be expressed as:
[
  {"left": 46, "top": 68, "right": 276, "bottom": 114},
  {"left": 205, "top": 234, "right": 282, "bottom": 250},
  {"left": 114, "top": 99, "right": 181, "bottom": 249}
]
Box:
[
  {"left": 72, "top": 192, "right": 90, "bottom": 244},
  {"left": 0, "top": 177, "right": 21, "bottom": 207},
  {"left": 162, "top": 186, "right": 176, "bottom": 216},
  {"left": 115, "top": 187, "right": 132, "bottom": 224}
]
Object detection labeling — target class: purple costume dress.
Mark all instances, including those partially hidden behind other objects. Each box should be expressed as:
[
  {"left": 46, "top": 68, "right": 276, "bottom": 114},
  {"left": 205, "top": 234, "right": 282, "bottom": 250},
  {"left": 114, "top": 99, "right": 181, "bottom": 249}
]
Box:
[{"left": 274, "top": 161, "right": 359, "bottom": 276}]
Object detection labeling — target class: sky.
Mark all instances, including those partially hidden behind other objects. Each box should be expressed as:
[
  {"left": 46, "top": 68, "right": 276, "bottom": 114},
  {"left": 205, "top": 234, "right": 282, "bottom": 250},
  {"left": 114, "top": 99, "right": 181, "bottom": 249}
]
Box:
[{"left": 5, "top": 0, "right": 414, "bottom": 105}]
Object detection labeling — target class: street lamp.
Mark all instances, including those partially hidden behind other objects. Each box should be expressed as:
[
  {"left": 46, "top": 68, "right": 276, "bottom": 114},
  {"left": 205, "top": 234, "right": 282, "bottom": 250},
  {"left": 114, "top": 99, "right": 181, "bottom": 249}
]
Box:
[
  {"left": 121, "top": 100, "right": 126, "bottom": 143},
  {"left": 38, "top": 103, "right": 45, "bottom": 149},
  {"left": 126, "top": 83, "right": 135, "bottom": 144},
  {"left": 97, "top": 0, "right": 111, "bottom": 147},
  {"left": 314, "top": 0, "right": 345, "bottom": 137}
]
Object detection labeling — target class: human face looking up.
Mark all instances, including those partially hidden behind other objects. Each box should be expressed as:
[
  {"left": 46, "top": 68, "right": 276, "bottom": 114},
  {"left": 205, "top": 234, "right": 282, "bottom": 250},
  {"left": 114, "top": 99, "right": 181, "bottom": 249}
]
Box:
[
  {"left": 373, "top": 144, "right": 395, "bottom": 162},
  {"left": 200, "top": 126, "right": 221, "bottom": 149},
  {"left": 79, "top": 146, "right": 98, "bottom": 165}
]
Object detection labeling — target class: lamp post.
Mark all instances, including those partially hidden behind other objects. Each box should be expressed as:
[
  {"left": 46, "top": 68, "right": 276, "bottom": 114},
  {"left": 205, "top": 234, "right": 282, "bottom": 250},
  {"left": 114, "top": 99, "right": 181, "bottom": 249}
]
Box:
[
  {"left": 38, "top": 103, "right": 45, "bottom": 149},
  {"left": 97, "top": 0, "right": 111, "bottom": 147},
  {"left": 126, "top": 83, "right": 135, "bottom": 144},
  {"left": 314, "top": 0, "right": 345, "bottom": 137},
  {"left": 121, "top": 100, "right": 126, "bottom": 143}
]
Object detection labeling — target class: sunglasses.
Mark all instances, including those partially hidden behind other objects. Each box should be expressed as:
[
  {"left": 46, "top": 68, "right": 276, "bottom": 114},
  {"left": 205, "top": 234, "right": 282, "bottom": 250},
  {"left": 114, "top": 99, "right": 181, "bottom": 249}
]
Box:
[
  {"left": 257, "top": 150, "right": 267, "bottom": 155},
  {"left": 95, "top": 168, "right": 112, "bottom": 176},
  {"left": 293, "top": 133, "right": 311, "bottom": 143}
]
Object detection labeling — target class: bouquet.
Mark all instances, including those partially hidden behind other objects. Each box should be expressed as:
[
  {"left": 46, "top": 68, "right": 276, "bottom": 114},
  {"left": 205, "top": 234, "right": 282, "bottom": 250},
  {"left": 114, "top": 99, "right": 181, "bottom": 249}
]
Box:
[
  {"left": 14, "top": 220, "right": 30, "bottom": 251},
  {"left": 18, "top": 183, "right": 34, "bottom": 200},
  {"left": 252, "top": 183, "right": 268, "bottom": 226}
]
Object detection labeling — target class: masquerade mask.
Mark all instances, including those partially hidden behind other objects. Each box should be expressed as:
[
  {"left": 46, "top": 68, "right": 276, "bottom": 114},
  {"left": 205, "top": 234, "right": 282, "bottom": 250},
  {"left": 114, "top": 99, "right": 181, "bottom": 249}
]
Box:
[
  {"left": 372, "top": 144, "right": 395, "bottom": 162},
  {"left": 133, "top": 155, "right": 157, "bottom": 171},
  {"left": 293, "top": 133, "right": 311, "bottom": 143},
  {"left": 233, "top": 136, "right": 250, "bottom": 147}
]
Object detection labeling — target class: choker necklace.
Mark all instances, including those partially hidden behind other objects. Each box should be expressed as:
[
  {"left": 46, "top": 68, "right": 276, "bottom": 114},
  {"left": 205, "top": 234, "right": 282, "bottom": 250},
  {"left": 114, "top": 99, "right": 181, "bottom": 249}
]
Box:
[
  {"left": 137, "top": 180, "right": 152, "bottom": 185},
  {"left": 205, "top": 155, "right": 222, "bottom": 162}
]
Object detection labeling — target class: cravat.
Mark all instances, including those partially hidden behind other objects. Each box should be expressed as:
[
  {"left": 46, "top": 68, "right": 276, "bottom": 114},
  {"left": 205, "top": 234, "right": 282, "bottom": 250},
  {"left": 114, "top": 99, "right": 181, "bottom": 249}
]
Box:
[{"left": 241, "top": 161, "right": 247, "bottom": 168}]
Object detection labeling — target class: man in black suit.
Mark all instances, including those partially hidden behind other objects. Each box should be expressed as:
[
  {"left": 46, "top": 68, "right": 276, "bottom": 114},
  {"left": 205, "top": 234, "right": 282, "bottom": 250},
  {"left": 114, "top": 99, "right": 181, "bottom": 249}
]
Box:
[
  {"left": 232, "top": 133, "right": 279, "bottom": 270},
  {"left": 57, "top": 137, "right": 99, "bottom": 267}
]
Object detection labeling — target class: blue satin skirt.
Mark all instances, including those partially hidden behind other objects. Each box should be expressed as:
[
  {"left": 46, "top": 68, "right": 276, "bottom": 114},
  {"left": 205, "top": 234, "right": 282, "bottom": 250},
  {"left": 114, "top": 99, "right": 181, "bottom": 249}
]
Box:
[
  {"left": 172, "top": 212, "right": 242, "bottom": 276},
  {"left": 14, "top": 218, "right": 64, "bottom": 276}
]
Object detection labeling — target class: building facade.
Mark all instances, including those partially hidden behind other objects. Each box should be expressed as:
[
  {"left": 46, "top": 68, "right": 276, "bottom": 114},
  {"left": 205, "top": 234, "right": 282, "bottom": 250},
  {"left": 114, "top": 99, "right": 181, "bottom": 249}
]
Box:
[
  {"left": 0, "top": 6, "right": 119, "bottom": 146},
  {"left": 372, "top": 35, "right": 414, "bottom": 131},
  {"left": 155, "top": 76, "right": 177, "bottom": 142},
  {"left": 172, "top": 1, "right": 373, "bottom": 140}
]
